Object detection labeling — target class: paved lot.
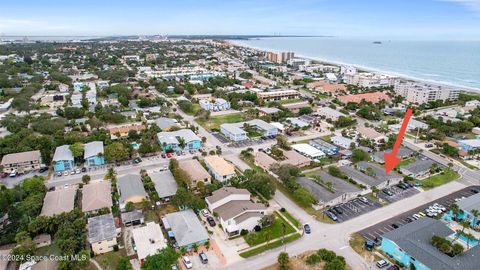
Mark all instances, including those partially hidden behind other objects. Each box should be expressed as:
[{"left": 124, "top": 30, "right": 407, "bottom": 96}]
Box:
[
  {"left": 229, "top": 136, "right": 277, "bottom": 148},
  {"left": 324, "top": 197, "right": 382, "bottom": 223},
  {"left": 358, "top": 186, "right": 480, "bottom": 243},
  {"left": 377, "top": 184, "right": 420, "bottom": 203}
]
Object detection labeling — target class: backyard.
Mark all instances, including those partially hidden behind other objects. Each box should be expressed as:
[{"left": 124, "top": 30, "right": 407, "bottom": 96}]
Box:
[
  {"left": 421, "top": 169, "right": 460, "bottom": 190},
  {"left": 196, "top": 113, "right": 245, "bottom": 131},
  {"left": 94, "top": 249, "right": 129, "bottom": 270},
  {"left": 243, "top": 212, "right": 296, "bottom": 246}
]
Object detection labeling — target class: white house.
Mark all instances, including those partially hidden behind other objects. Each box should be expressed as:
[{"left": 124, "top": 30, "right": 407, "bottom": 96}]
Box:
[
  {"left": 331, "top": 135, "right": 355, "bottom": 149},
  {"left": 291, "top": 144, "right": 325, "bottom": 159},
  {"left": 199, "top": 98, "right": 231, "bottom": 111},
  {"left": 205, "top": 187, "right": 267, "bottom": 236},
  {"left": 317, "top": 107, "right": 347, "bottom": 121},
  {"left": 203, "top": 155, "right": 236, "bottom": 182}
]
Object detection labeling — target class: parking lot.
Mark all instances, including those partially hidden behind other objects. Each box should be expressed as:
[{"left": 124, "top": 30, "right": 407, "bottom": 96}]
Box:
[
  {"left": 358, "top": 186, "right": 480, "bottom": 243},
  {"left": 178, "top": 249, "right": 220, "bottom": 270},
  {"left": 324, "top": 197, "right": 382, "bottom": 223},
  {"left": 377, "top": 184, "right": 420, "bottom": 203}
]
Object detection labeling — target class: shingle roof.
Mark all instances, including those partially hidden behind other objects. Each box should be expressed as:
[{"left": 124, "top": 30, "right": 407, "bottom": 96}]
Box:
[
  {"left": 356, "top": 161, "right": 402, "bottom": 181},
  {"left": 52, "top": 145, "right": 74, "bottom": 162},
  {"left": 154, "top": 117, "right": 180, "bottom": 130},
  {"left": 339, "top": 165, "right": 379, "bottom": 187},
  {"left": 121, "top": 210, "right": 144, "bottom": 224},
  {"left": 117, "top": 174, "right": 147, "bottom": 204},
  {"left": 178, "top": 159, "right": 211, "bottom": 182},
  {"left": 84, "top": 141, "right": 104, "bottom": 159},
  {"left": 457, "top": 192, "right": 480, "bottom": 213},
  {"left": 165, "top": 209, "right": 209, "bottom": 247},
  {"left": 383, "top": 218, "right": 480, "bottom": 270},
  {"left": 1, "top": 150, "right": 41, "bottom": 165},
  {"left": 157, "top": 129, "right": 201, "bottom": 145},
  {"left": 205, "top": 187, "right": 250, "bottom": 205},
  {"left": 213, "top": 200, "right": 266, "bottom": 221},
  {"left": 204, "top": 155, "right": 235, "bottom": 176},
  {"left": 41, "top": 187, "right": 77, "bottom": 216},
  {"left": 150, "top": 171, "right": 178, "bottom": 199},
  {"left": 87, "top": 213, "right": 117, "bottom": 243},
  {"left": 400, "top": 159, "right": 437, "bottom": 175},
  {"left": 82, "top": 181, "right": 112, "bottom": 212},
  {"left": 298, "top": 171, "right": 361, "bottom": 203}
]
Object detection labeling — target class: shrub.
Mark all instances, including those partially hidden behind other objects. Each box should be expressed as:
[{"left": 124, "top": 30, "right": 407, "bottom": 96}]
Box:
[
  {"left": 305, "top": 253, "right": 321, "bottom": 265},
  {"left": 240, "top": 229, "right": 249, "bottom": 236}
]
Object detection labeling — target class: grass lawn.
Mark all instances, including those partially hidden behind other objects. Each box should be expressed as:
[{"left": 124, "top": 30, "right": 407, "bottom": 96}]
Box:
[
  {"left": 421, "top": 169, "right": 460, "bottom": 190},
  {"left": 196, "top": 113, "right": 245, "bottom": 131},
  {"left": 239, "top": 233, "right": 301, "bottom": 258},
  {"left": 281, "top": 210, "right": 302, "bottom": 228},
  {"left": 349, "top": 233, "right": 381, "bottom": 263},
  {"left": 95, "top": 249, "right": 128, "bottom": 270},
  {"left": 397, "top": 157, "right": 415, "bottom": 167},
  {"left": 36, "top": 242, "right": 61, "bottom": 256},
  {"left": 244, "top": 212, "right": 296, "bottom": 246},
  {"left": 279, "top": 98, "right": 302, "bottom": 104}
]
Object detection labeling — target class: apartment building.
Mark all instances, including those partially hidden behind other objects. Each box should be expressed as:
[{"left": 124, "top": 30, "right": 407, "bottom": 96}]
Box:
[
  {"left": 394, "top": 82, "right": 460, "bottom": 104},
  {"left": 266, "top": 51, "right": 294, "bottom": 64},
  {"left": 203, "top": 155, "right": 236, "bottom": 182},
  {"left": 1, "top": 150, "right": 42, "bottom": 174},
  {"left": 344, "top": 72, "right": 397, "bottom": 88},
  {"left": 257, "top": 89, "right": 300, "bottom": 102}
]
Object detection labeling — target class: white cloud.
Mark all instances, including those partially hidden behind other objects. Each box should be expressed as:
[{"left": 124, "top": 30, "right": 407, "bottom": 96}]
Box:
[{"left": 442, "top": 0, "right": 480, "bottom": 13}]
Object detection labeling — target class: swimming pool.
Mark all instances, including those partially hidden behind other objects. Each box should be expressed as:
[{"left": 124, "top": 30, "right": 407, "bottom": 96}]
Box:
[{"left": 455, "top": 233, "right": 480, "bottom": 247}]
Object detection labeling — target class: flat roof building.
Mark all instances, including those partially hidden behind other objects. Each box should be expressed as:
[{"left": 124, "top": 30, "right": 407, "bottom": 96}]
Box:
[
  {"left": 132, "top": 222, "right": 167, "bottom": 263},
  {"left": 204, "top": 155, "right": 236, "bottom": 182},
  {"left": 150, "top": 171, "right": 178, "bottom": 200}
]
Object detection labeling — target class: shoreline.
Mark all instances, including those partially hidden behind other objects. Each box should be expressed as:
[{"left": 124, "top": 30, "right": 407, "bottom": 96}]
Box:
[{"left": 227, "top": 39, "right": 480, "bottom": 94}]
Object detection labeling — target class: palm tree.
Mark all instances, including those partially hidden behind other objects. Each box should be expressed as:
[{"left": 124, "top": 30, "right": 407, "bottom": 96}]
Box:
[
  {"left": 466, "top": 233, "right": 475, "bottom": 249},
  {"left": 450, "top": 203, "right": 460, "bottom": 221},
  {"left": 470, "top": 209, "right": 479, "bottom": 228}
]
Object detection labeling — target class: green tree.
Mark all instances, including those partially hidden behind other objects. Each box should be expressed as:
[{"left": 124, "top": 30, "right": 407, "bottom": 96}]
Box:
[
  {"left": 351, "top": 149, "right": 370, "bottom": 163},
  {"left": 293, "top": 187, "right": 317, "bottom": 207},
  {"left": 69, "top": 142, "right": 84, "bottom": 160},
  {"left": 278, "top": 252, "right": 290, "bottom": 270},
  {"left": 105, "top": 142, "right": 129, "bottom": 162},
  {"left": 82, "top": 175, "right": 91, "bottom": 184},
  {"left": 141, "top": 247, "right": 180, "bottom": 270}
]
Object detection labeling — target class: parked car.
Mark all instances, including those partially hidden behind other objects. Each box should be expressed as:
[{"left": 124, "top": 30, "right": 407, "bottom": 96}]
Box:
[
  {"left": 182, "top": 256, "right": 193, "bottom": 269},
  {"left": 376, "top": 259, "right": 389, "bottom": 268},
  {"left": 171, "top": 264, "right": 178, "bottom": 270},
  {"left": 365, "top": 240, "right": 375, "bottom": 251},
  {"left": 391, "top": 223, "right": 399, "bottom": 229},
  {"left": 166, "top": 152, "right": 173, "bottom": 158},
  {"left": 418, "top": 211, "right": 426, "bottom": 217},
  {"left": 333, "top": 207, "right": 343, "bottom": 215},
  {"left": 81, "top": 167, "right": 87, "bottom": 173},
  {"left": 63, "top": 171, "right": 69, "bottom": 176},
  {"left": 56, "top": 171, "right": 62, "bottom": 177},
  {"left": 39, "top": 167, "right": 48, "bottom": 173},
  {"left": 9, "top": 170, "right": 17, "bottom": 177},
  {"left": 471, "top": 188, "right": 479, "bottom": 194},
  {"left": 386, "top": 265, "right": 400, "bottom": 270},
  {"left": 412, "top": 214, "right": 421, "bottom": 220},
  {"left": 70, "top": 170, "right": 75, "bottom": 175},
  {"left": 359, "top": 197, "right": 368, "bottom": 204},
  {"left": 382, "top": 189, "right": 394, "bottom": 196},
  {"left": 325, "top": 211, "right": 338, "bottom": 221},
  {"left": 201, "top": 209, "right": 209, "bottom": 217},
  {"left": 405, "top": 217, "right": 414, "bottom": 223},
  {"left": 207, "top": 216, "right": 216, "bottom": 227},
  {"left": 75, "top": 168, "right": 81, "bottom": 174},
  {"left": 304, "top": 224, "right": 311, "bottom": 234},
  {"left": 199, "top": 252, "right": 208, "bottom": 264},
  {"left": 161, "top": 153, "right": 166, "bottom": 158}
]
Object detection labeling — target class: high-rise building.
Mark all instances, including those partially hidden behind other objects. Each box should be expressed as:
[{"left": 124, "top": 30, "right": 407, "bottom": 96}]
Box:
[
  {"left": 266, "top": 51, "right": 294, "bottom": 64},
  {"left": 394, "top": 82, "right": 460, "bottom": 104}
]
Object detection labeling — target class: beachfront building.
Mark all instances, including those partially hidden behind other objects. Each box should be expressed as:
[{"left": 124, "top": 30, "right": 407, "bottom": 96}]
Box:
[
  {"left": 343, "top": 72, "right": 397, "bottom": 88},
  {"left": 394, "top": 82, "right": 460, "bottom": 104}
]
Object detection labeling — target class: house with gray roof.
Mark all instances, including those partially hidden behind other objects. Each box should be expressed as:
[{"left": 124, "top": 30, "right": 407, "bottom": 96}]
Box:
[
  {"left": 220, "top": 119, "right": 278, "bottom": 142},
  {"left": 87, "top": 213, "right": 118, "bottom": 255},
  {"left": 455, "top": 192, "right": 480, "bottom": 228},
  {"left": 52, "top": 145, "right": 74, "bottom": 172},
  {"left": 121, "top": 209, "right": 145, "bottom": 227},
  {"left": 372, "top": 147, "right": 413, "bottom": 164},
  {"left": 157, "top": 129, "right": 202, "bottom": 151},
  {"left": 84, "top": 141, "right": 105, "bottom": 166},
  {"left": 381, "top": 218, "right": 480, "bottom": 270},
  {"left": 164, "top": 209, "right": 209, "bottom": 249},
  {"left": 154, "top": 117, "right": 180, "bottom": 131},
  {"left": 356, "top": 161, "right": 403, "bottom": 188},
  {"left": 150, "top": 170, "right": 178, "bottom": 200},
  {"left": 297, "top": 171, "right": 362, "bottom": 207},
  {"left": 399, "top": 159, "right": 440, "bottom": 179},
  {"left": 117, "top": 174, "right": 148, "bottom": 211}
]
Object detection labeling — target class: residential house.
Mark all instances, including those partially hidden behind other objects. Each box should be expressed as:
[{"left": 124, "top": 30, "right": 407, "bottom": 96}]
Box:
[
  {"left": 82, "top": 181, "right": 113, "bottom": 214},
  {"left": 1, "top": 150, "right": 42, "bottom": 174},
  {"left": 84, "top": 141, "right": 105, "bottom": 166},
  {"left": 41, "top": 187, "right": 77, "bottom": 216},
  {"left": 150, "top": 171, "right": 178, "bottom": 201},
  {"left": 117, "top": 174, "right": 148, "bottom": 211},
  {"left": 178, "top": 159, "right": 211, "bottom": 187},
  {"left": 220, "top": 119, "right": 278, "bottom": 142},
  {"left": 199, "top": 98, "right": 231, "bottom": 111},
  {"left": 286, "top": 117, "right": 310, "bottom": 128},
  {"left": 164, "top": 209, "right": 209, "bottom": 249},
  {"left": 372, "top": 147, "right": 412, "bottom": 164},
  {"left": 297, "top": 172, "right": 362, "bottom": 207},
  {"left": 107, "top": 122, "right": 146, "bottom": 140},
  {"left": 206, "top": 187, "right": 267, "bottom": 236},
  {"left": 459, "top": 139, "right": 480, "bottom": 152},
  {"left": 282, "top": 101, "right": 311, "bottom": 113},
  {"left": 157, "top": 129, "right": 202, "bottom": 151},
  {"left": 317, "top": 107, "right": 347, "bottom": 121},
  {"left": 204, "top": 155, "right": 236, "bottom": 182},
  {"left": 52, "top": 145, "right": 74, "bottom": 172},
  {"left": 87, "top": 214, "right": 118, "bottom": 255},
  {"left": 257, "top": 107, "right": 280, "bottom": 116},
  {"left": 331, "top": 135, "right": 356, "bottom": 149},
  {"left": 153, "top": 117, "right": 180, "bottom": 131},
  {"left": 121, "top": 210, "right": 145, "bottom": 227},
  {"left": 399, "top": 159, "right": 439, "bottom": 179},
  {"left": 358, "top": 126, "right": 387, "bottom": 146},
  {"left": 132, "top": 222, "right": 167, "bottom": 264}
]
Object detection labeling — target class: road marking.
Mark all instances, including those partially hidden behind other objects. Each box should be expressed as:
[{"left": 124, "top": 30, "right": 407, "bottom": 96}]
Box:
[{"left": 339, "top": 246, "right": 349, "bottom": 250}]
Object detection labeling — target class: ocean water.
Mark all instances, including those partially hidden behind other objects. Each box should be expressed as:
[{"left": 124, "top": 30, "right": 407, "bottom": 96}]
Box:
[{"left": 232, "top": 37, "right": 480, "bottom": 91}]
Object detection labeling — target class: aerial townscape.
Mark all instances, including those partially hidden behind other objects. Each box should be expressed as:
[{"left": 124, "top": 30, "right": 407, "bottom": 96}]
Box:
[{"left": 1, "top": 1, "right": 480, "bottom": 270}]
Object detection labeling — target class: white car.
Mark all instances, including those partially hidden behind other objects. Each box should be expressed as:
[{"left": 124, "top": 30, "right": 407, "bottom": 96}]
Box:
[
  {"left": 201, "top": 209, "right": 209, "bottom": 217},
  {"left": 182, "top": 256, "right": 193, "bottom": 269},
  {"left": 75, "top": 168, "right": 81, "bottom": 174},
  {"left": 63, "top": 171, "right": 69, "bottom": 176},
  {"left": 433, "top": 203, "right": 446, "bottom": 211}
]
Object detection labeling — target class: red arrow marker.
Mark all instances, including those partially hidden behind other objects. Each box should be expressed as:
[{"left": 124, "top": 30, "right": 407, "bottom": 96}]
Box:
[{"left": 384, "top": 108, "right": 413, "bottom": 174}]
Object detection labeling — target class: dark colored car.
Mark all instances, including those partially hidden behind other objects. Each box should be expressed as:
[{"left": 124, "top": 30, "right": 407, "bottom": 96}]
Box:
[
  {"left": 391, "top": 223, "right": 400, "bottom": 229},
  {"left": 81, "top": 167, "right": 87, "bottom": 173},
  {"left": 365, "top": 240, "right": 375, "bottom": 251},
  {"left": 39, "top": 167, "right": 48, "bottom": 173},
  {"left": 405, "top": 217, "right": 414, "bottom": 223},
  {"left": 386, "top": 265, "right": 400, "bottom": 270},
  {"left": 304, "top": 224, "right": 311, "bottom": 234},
  {"left": 382, "top": 189, "right": 394, "bottom": 196},
  {"left": 471, "top": 188, "right": 479, "bottom": 194},
  {"left": 333, "top": 207, "right": 343, "bottom": 215},
  {"left": 207, "top": 216, "right": 216, "bottom": 227}
]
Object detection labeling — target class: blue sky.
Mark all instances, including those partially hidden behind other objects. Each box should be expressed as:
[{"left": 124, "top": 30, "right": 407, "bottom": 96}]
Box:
[{"left": 1, "top": 0, "right": 480, "bottom": 39}]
